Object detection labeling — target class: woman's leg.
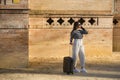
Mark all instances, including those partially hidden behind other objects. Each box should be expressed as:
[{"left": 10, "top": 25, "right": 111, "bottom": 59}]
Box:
[
  {"left": 72, "top": 40, "right": 79, "bottom": 68},
  {"left": 79, "top": 45, "right": 87, "bottom": 73},
  {"left": 79, "top": 45, "right": 85, "bottom": 68}
]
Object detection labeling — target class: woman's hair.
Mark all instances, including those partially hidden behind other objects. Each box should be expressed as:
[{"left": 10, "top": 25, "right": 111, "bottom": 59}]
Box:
[{"left": 71, "top": 21, "right": 81, "bottom": 32}]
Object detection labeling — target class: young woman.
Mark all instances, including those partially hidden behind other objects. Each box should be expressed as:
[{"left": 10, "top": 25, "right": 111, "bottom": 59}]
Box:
[{"left": 70, "top": 21, "right": 88, "bottom": 73}]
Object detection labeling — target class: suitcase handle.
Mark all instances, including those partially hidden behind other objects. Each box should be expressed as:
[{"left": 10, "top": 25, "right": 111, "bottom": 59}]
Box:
[{"left": 69, "top": 45, "right": 72, "bottom": 57}]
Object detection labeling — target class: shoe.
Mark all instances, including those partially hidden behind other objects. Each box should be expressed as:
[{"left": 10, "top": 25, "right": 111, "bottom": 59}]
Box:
[
  {"left": 80, "top": 68, "right": 87, "bottom": 74},
  {"left": 73, "top": 68, "right": 80, "bottom": 73}
]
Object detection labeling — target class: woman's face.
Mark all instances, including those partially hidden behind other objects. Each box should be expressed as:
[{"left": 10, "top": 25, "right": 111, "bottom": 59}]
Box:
[{"left": 78, "top": 25, "right": 82, "bottom": 29}]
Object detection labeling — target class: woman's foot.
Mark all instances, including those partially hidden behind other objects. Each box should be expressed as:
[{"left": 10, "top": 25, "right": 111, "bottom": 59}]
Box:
[
  {"left": 73, "top": 68, "right": 80, "bottom": 73},
  {"left": 80, "top": 68, "right": 87, "bottom": 73}
]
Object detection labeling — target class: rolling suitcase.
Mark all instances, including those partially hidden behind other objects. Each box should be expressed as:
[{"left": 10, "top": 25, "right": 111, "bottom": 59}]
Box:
[{"left": 63, "top": 56, "right": 74, "bottom": 74}]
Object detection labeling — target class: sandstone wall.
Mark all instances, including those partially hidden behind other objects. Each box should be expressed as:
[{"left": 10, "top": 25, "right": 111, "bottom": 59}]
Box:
[
  {"left": 29, "top": 29, "right": 112, "bottom": 58},
  {"left": 29, "top": 0, "right": 113, "bottom": 15},
  {"left": 0, "top": 29, "right": 28, "bottom": 68},
  {"left": 0, "top": 14, "right": 29, "bottom": 68},
  {"left": 0, "top": 0, "right": 28, "bottom": 9},
  {"left": 114, "top": 0, "right": 120, "bottom": 13},
  {"left": 0, "top": 14, "right": 28, "bottom": 28},
  {"left": 29, "top": 16, "right": 113, "bottom": 58},
  {"left": 0, "top": 0, "right": 116, "bottom": 68},
  {"left": 29, "top": 0, "right": 114, "bottom": 58},
  {"left": 113, "top": 0, "right": 120, "bottom": 52}
]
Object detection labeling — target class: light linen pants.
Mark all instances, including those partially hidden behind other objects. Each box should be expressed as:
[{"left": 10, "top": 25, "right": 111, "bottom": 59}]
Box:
[{"left": 72, "top": 39, "right": 85, "bottom": 68}]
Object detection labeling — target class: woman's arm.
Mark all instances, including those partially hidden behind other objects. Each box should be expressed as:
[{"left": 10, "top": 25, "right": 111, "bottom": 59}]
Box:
[
  {"left": 81, "top": 27, "right": 88, "bottom": 34},
  {"left": 70, "top": 31, "right": 74, "bottom": 44}
]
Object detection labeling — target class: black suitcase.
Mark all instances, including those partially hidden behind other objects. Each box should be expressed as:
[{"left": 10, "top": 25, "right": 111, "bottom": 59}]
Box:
[{"left": 63, "top": 56, "right": 74, "bottom": 74}]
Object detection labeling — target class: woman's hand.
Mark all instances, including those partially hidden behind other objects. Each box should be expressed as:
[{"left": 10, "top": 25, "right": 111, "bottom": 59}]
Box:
[
  {"left": 69, "top": 42, "right": 73, "bottom": 45},
  {"left": 80, "top": 26, "right": 83, "bottom": 28}
]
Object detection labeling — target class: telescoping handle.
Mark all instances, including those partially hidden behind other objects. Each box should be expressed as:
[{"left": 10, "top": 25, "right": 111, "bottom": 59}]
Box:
[{"left": 69, "top": 45, "right": 72, "bottom": 57}]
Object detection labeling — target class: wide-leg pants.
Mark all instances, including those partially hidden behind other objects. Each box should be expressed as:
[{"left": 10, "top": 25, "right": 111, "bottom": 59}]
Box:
[{"left": 72, "top": 39, "right": 85, "bottom": 68}]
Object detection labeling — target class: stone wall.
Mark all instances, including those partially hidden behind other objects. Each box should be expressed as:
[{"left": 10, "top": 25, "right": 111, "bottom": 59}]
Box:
[
  {"left": 29, "top": 16, "right": 113, "bottom": 58},
  {"left": 0, "top": 0, "right": 29, "bottom": 68},
  {"left": 29, "top": 0, "right": 114, "bottom": 59},
  {"left": 29, "top": 0, "right": 112, "bottom": 11},
  {"left": 0, "top": 29, "right": 28, "bottom": 68},
  {"left": 29, "top": 28, "right": 112, "bottom": 58},
  {"left": 114, "top": 0, "right": 120, "bottom": 13},
  {"left": 0, "top": 0, "right": 28, "bottom": 9},
  {"left": 0, "top": 0, "right": 116, "bottom": 68},
  {"left": 29, "top": 15, "right": 113, "bottom": 29},
  {"left": 0, "top": 14, "right": 28, "bottom": 28},
  {"left": 113, "top": 0, "right": 120, "bottom": 52},
  {"left": 29, "top": 0, "right": 113, "bottom": 15},
  {"left": 0, "top": 13, "right": 29, "bottom": 68}
]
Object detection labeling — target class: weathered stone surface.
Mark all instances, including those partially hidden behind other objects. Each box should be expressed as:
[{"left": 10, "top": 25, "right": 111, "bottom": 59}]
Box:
[
  {"left": 114, "top": 0, "right": 120, "bottom": 13},
  {"left": 29, "top": 0, "right": 114, "bottom": 58},
  {"left": 0, "top": 13, "right": 29, "bottom": 68},
  {"left": 29, "top": 0, "right": 113, "bottom": 15},
  {"left": 0, "top": 0, "right": 28, "bottom": 9},
  {"left": 0, "top": 0, "right": 120, "bottom": 68},
  {"left": 0, "top": 0, "right": 29, "bottom": 68},
  {"left": 0, "top": 29, "right": 28, "bottom": 68},
  {"left": 0, "top": 14, "right": 29, "bottom": 28},
  {"left": 29, "top": 29, "right": 112, "bottom": 58},
  {"left": 29, "top": 16, "right": 113, "bottom": 29}
]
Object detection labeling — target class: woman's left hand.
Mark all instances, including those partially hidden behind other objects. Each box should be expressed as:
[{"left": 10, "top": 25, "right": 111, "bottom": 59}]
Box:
[{"left": 70, "top": 42, "right": 73, "bottom": 45}]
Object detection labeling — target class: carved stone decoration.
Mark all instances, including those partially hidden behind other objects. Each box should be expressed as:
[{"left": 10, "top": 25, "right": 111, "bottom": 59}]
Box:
[
  {"left": 68, "top": 17, "right": 75, "bottom": 25},
  {"left": 88, "top": 18, "right": 95, "bottom": 25},
  {"left": 57, "top": 17, "right": 64, "bottom": 25},
  {"left": 78, "top": 18, "right": 85, "bottom": 25},
  {"left": 113, "top": 19, "right": 118, "bottom": 25},
  {"left": 47, "top": 17, "right": 54, "bottom": 25}
]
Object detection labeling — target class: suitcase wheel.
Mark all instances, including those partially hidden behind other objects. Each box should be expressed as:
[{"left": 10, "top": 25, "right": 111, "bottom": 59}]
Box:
[
  {"left": 66, "top": 72, "right": 73, "bottom": 75},
  {"left": 67, "top": 72, "right": 70, "bottom": 75}
]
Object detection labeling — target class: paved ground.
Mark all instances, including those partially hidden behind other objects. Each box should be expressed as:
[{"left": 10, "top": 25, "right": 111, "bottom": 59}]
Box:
[
  {"left": 0, "top": 54, "right": 120, "bottom": 80},
  {"left": 0, "top": 68, "right": 119, "bottom": 80}
]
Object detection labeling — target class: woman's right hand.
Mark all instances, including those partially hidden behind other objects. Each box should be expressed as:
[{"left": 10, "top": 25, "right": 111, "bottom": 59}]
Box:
[{"left": 69, "top": 42, "right": 73, "bottom": 45}]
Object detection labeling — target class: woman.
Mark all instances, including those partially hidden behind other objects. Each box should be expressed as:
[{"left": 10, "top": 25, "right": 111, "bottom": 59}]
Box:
[{"left": 70, "top": 21, "right": 88, "bottom": 73}]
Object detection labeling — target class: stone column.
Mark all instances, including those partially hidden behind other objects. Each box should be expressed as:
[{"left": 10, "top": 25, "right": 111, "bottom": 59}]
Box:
[{"left": 0, "top": 0, "right": 29, "bottom": 68}]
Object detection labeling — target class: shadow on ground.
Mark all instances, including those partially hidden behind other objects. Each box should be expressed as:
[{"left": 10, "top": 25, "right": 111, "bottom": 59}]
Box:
[{"left": 0, "top": 60, "right": 120, "bottom": 79}]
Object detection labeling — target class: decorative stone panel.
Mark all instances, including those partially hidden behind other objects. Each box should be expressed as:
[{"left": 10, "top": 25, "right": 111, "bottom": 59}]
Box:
[{"left": 29, "top": 15, "right": 113, "bottom": 29}]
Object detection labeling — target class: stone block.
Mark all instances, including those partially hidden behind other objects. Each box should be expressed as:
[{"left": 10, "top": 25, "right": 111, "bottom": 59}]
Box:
[{"left": 0, "top": 29, "right": 28, "bottom": 68}]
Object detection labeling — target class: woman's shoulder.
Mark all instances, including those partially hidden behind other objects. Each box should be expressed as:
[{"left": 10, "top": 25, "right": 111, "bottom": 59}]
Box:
[
  {"left": 78, "top": 30, "right": 83, "bottom": 32},
  {"left": 72, "top": 30, "right": 77, "bottom": 33},
  {"left": 71, "top": 30, "right": 80, "bottom": 33}
]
